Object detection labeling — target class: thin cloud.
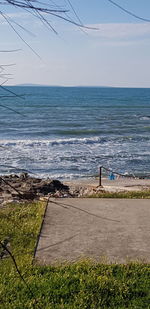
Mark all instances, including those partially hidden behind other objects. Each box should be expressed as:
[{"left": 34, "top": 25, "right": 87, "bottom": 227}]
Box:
[
  {"left": 87, "top": 23, "right": 150, "bottom": 41},
  {"left": 0, "top": 12, "right": 29, "bottom": 20}
]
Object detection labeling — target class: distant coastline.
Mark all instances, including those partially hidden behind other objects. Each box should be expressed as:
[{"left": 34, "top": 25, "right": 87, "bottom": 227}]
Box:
[
  {"left": 14, "top": 84, "right": 112, "bottom": 88},
  {"left": 5, "top": 84, "right": 150, "bottom": 88}
]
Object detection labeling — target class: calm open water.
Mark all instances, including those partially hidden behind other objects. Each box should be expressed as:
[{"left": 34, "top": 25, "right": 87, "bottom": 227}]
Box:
[{"left": 0, "top": 86, "right": 150, "bottom": 179}]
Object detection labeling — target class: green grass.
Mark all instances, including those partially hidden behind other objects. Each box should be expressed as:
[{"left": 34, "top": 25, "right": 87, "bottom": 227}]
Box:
[
  {"left": 88, "top": 190, "right": 150, "bottom": 199},
  {"left": 0, "top": 202, "right": 150, "bottom": 309}
]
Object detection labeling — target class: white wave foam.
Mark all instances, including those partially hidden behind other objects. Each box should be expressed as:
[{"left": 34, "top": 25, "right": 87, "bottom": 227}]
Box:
[
  {"left": 0, "top": 136, "right": 106, "bottom": 147},
  {"left": 140, "top": 116, "right": 150, "bottom": 120},
  {"left": 0, "top": 136, "right": 149, "bottom": 179}
]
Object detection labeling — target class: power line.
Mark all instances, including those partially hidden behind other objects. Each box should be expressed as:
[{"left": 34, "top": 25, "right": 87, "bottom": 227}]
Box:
[{"left": 107, "top": 0, "right": 150, "bottom": 23}]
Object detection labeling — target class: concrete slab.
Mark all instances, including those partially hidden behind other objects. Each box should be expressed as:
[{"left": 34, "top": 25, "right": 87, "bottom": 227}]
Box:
[{"left": 35, "top": 198, "right": 150, "bottom": 264}]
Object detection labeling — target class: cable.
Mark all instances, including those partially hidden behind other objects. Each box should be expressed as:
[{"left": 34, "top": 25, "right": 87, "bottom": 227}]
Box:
[{"left": 107, "top": 0, "right": 150, "bottom": 23}]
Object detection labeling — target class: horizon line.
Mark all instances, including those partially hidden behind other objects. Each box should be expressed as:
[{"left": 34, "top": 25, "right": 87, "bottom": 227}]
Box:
[{"left": 4, "top": 84, "right": 150, "bottom": 89}]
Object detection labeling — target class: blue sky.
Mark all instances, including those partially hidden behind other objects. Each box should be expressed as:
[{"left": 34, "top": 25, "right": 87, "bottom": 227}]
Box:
[{"left": 1, "top": 0, "right": 150, "bottom": 87}]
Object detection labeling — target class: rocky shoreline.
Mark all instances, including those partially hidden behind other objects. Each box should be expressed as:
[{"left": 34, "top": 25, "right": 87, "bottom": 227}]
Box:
[
  {"left": 0, "top": 173, "right": 107, "bottom": 205},
  {"left": 0, "top": 173, "right": 150, "bottom": 206},
  {"left": 0, "top": 173, "right": 70, "bottom": 205}
]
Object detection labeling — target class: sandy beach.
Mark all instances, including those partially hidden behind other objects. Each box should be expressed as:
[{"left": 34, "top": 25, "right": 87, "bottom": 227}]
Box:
[{"left": 64, "top": 176, "right": 150, "bottom": 193}]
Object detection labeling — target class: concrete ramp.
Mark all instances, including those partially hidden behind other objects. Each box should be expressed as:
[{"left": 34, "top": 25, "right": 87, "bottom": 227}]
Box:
[{"left": 35, "top": 198, "right": 150, "bottom": 264}]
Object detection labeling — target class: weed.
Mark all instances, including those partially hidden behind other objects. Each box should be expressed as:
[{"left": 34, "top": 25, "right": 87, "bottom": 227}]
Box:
[{"left": 88, "top": 190, "right": 150, "bottom": 199}]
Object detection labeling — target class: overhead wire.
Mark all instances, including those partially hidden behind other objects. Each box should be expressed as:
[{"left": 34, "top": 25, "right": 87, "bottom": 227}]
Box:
[{"left": 107, "top": 0, "right": 150, "bottom": 23}]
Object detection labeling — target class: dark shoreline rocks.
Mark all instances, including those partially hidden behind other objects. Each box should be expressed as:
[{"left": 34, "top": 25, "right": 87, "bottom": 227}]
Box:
[{"left": 0, "top": 173, "right": 72, "bottom": 205}]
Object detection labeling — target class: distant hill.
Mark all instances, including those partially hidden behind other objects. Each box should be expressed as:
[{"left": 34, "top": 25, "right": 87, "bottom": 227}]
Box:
[
  {"left": 15, "top": 84, "right": 112, "bottom": 88},
  {"left": 15, "top": 84, "right": 58, "bottom": 87}
]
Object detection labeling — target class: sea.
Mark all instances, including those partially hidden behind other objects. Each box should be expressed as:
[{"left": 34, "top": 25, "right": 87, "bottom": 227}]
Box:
[{"left": 0, "top": 86, "right": 150, "bottom": 179}]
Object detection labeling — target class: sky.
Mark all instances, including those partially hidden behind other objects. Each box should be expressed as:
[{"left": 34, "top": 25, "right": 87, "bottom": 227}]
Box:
[{"left": 1, "top": 0, "right": 150, "bottom": 87}]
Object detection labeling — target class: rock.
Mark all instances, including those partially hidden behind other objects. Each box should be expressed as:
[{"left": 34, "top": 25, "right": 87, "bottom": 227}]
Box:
[
  {"left": 39, "top": 196, "right": 49, "bottom": 201},
  {"left": 0, "top": 174, "right": 71, "bottom": 204},
  {"left": 2, "top": 199, "right": 14, "bottom": 206},
  {"left": 20, "top": 172, "right": 29, "bottom": 180},
  {"left": 20, "top": 192, "right": 36, "bottom": 200}
]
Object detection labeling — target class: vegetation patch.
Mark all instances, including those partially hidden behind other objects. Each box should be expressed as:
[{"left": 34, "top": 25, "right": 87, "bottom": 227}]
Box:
[
  {"left": 0, "top": 202, "right": 150, "bottom": 308},
  {"left": 88, "top": 190, "right": 150, "bottom": 199}
]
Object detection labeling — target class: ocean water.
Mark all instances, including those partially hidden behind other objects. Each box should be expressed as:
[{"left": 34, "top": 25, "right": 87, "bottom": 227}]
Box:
[{"left": 0, "top": 86, "right": 150, "bottom": 179}]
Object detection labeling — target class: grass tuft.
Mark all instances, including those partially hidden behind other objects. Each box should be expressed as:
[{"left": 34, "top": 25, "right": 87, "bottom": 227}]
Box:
[{"left": 88, "top": 190, "right": 150, "bottom": 199}]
